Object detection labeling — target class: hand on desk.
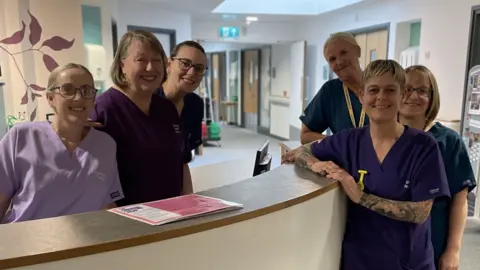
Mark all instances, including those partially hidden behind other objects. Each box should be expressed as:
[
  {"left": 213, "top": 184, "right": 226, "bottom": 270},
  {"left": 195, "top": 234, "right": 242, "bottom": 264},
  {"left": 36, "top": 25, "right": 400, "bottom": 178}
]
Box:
[
  {"left": 281, "top": 148, "right": 299, "bottom": 164},
  {"left": 324, "top": 165, "right": 363, "bottom": 204}
]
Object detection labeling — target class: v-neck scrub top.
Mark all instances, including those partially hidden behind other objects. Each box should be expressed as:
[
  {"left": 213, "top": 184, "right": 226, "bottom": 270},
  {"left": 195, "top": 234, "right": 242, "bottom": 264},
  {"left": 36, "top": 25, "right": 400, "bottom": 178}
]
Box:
[
  {"left": 155, "top": 87, "right": 204, "bottom": 163},
  {"left": 0, "top": 122, "right": 124, "bottom": 223},
  {"left": 311, "top": 126, "right": 450, "bottom": 270},
  {"left": 90, "top": 88, "right": 186, "bottom": 206},
  {"left": 300, "top": 79, "right": 369, "bottom": 134}
]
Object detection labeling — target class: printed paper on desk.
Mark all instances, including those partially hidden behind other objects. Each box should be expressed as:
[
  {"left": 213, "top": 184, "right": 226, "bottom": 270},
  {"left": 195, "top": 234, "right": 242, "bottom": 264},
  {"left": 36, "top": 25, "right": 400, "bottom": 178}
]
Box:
[{"left": 109, "top": 194, "right": 243, "bottom": 226}]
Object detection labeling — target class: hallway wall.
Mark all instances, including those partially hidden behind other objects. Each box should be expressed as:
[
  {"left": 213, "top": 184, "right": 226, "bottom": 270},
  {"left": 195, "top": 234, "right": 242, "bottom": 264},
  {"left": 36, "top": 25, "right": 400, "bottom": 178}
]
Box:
[{"left": 297, "top": 0, "right": 480, "bottom": 121}]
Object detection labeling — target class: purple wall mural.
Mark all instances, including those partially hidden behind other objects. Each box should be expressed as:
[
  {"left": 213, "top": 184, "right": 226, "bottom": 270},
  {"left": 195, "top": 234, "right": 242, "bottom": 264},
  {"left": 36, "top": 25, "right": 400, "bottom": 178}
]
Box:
[{"left": 0, "top": 10, "right": 75, "bottom": 121}]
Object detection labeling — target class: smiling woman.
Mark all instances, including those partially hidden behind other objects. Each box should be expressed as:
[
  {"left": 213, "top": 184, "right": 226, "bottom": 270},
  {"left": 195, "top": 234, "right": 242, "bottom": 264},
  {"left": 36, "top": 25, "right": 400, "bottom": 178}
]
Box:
[
  {"left": 156, "top": 41, "right": 207, "bottom": 165},
  {"left": 292, "top": 60, "right": 451, "bottom": 270},
  {"left": 0, "top": 63, "right": 123, "bottom": 224},
  {"left": 299, "top": 32, "right": 369, "bottom": 144},
  {"left": 90, "top": 30, "right": 193, "bottom": 207}
]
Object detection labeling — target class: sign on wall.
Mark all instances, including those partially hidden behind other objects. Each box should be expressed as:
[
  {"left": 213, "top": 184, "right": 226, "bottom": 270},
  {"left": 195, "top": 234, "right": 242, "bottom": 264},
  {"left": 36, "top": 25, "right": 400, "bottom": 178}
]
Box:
[{"left": 219, "top": 26, "right": 240, "bottom": 39}]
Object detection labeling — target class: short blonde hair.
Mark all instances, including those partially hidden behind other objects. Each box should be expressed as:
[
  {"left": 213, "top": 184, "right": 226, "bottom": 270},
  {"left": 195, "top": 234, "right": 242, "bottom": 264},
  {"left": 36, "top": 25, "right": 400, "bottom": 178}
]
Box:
[
  {"left": 47, "top": 63, "right": 93, "bottom": 91},
  {"left": 363, "top": 60, "right": 406, "bottom": 90},
  {"left": 111, "top": 30, "right": 167, "bottom": 89},
  {"left": 405, "top": 65, "right": 440, "bottom": 128},
  {"left": 323, "top": 32, "right": 359, "bottom": 55}
]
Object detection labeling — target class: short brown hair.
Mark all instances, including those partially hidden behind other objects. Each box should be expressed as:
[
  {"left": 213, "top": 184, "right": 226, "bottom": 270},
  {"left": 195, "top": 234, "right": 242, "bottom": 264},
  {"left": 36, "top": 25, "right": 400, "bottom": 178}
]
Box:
[
  {"left": 110, "top": 30, "right": 168, "bottom": 89},
  {"left": 405, "top": 65, "right": 440, "bottom": 128},
  {"left": 363, "top": 59, "right": 406, "bottom": 90},
  {"left": 47, "top": 63, "right": 93, "bottom": 91}
]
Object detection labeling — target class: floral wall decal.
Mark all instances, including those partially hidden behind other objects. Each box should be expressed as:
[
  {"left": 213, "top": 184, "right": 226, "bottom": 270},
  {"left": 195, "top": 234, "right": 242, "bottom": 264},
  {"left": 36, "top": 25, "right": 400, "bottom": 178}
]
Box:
[{"left": 0, "top": 10, "right": 75, "bottom": 121}]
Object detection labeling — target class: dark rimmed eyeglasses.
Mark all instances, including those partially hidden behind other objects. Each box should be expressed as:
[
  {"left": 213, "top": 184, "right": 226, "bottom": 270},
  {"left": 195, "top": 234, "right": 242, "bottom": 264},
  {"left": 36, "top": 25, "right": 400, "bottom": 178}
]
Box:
[
  {"left": 405, "top": 86, "right": 431, "bottom": 97},
  {"left": 50, "top": 84, "right": 98, "bottom": 99},
  {"left": 172, "top": 57, "right": 208, "bottom": 76}
]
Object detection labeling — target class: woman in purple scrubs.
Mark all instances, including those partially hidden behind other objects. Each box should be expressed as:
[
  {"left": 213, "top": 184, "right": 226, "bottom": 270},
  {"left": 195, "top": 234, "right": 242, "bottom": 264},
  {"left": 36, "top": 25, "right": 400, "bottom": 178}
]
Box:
[
  {"left": 90, "top": 30, "right": 192, "bottom": 207},
  {"left": 0, "top": 63, "right": 124, "bottom": 223},
  {"left": 399, "top": 65, "right": 476, "bottom": 270},
  {"left": 155, "top": 41, "right": 207, "bottom": 181},
  {"left": 293, "top": 60, "right": 450, "bottom": 270}
]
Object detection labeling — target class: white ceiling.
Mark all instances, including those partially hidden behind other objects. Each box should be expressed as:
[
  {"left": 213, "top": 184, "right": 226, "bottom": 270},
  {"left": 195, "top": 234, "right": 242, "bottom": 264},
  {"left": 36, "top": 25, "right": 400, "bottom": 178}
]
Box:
[
  {"left": 127, "top": 0, "right": 372, "bottom": 22},
  {"left": 213, "top": 0, "right": 367, "bottom": 15},
  {"left": 124, "top": 0, "right": 225, "bottom": 13}
]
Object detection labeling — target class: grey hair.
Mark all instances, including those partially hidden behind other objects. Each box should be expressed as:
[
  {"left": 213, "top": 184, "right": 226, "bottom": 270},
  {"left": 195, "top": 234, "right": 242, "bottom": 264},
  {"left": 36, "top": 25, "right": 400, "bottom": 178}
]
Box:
[{"left": 323, "top": 32, "right": 360, "bottom": 55}]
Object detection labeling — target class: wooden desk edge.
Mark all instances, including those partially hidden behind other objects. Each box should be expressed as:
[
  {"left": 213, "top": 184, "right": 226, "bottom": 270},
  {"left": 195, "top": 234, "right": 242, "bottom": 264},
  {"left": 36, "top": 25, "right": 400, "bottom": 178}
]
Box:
[{"left": 1, "top": 178, "right": 339, "bottom": 269}]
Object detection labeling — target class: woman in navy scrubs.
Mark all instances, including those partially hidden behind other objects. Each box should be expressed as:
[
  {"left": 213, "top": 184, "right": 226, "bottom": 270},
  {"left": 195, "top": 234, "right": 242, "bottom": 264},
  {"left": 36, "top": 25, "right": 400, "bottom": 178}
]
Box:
[
  {"left": 155, "top": 41, "right": 206, "bottom": 189},
  {"left": 300, "top": 32, "right": 369, "bottom": 144},
  {"left": 293, "top": 60, "right": 450, "bottom": 270},
  {"left": 399, "top": 65, "right": 476, "bottom": 270},
  {"left": 90, "top": 30, "right": 191, "bottom": 206}
]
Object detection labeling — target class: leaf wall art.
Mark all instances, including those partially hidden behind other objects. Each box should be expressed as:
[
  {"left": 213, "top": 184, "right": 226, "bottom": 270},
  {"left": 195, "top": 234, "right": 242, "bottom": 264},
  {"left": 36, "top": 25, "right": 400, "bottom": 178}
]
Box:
[{"left": 0, "top": 10, "right": 76, "bottom": 121}]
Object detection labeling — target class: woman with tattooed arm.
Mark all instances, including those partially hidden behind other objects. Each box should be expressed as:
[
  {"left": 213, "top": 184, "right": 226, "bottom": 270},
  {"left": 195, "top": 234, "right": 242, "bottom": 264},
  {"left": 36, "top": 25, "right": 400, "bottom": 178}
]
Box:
[{"left": 293, "top": 60, "right": 450, "bottom": 270}]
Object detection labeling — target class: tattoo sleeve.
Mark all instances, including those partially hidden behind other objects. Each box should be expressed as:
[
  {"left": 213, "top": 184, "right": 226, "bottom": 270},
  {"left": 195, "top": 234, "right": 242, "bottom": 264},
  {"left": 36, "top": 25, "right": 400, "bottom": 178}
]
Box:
[
  {"left": 294, "top": 142, "right": 319, "bottom": 170},
  {"left": 359, "top": 193, "right": 433, "bottom": 224}
]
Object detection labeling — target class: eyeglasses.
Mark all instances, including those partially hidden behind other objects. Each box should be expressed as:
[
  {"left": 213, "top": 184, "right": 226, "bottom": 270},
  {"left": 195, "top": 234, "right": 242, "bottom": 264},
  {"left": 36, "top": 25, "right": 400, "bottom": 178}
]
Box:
[
  {"left": 406, "top": 86, "right": 431, "bottom": 97},
  {"left": 50, "top": 84, "right": 97, "bottom": 99},
  {"left": 172, "top": 57, "right": 208, "bottom": 76}
]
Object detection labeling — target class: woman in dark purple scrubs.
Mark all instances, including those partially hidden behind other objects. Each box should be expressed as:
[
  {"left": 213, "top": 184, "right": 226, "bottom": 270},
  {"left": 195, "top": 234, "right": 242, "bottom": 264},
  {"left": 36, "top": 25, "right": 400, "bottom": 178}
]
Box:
[
  {"left": 155, "top": 41, "right": 207, "bottom": 192},
  {"left": 90, "top": 30, "right": 192, "bottom": 206},
  {"left": 293, "top": 60, "right": 450, "bottom": 270}
]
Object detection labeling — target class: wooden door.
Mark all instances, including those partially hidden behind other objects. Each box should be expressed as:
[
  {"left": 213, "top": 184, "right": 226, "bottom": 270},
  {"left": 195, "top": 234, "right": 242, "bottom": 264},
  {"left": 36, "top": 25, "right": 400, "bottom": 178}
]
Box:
[
  {"left": 355, "top": 33, "right": 367, "bottom": 69},
  {"left": 365, "top": 30, "right": 388, "bottom": 63},
  {"left": 354, "top": 29, "right": 388, "bottom": 68},
  {"left": 242, "top": 50, "right": 259, "bottom": 131},
  {"left": 212, "top": 54, "right": 220, "bottom": 122}
]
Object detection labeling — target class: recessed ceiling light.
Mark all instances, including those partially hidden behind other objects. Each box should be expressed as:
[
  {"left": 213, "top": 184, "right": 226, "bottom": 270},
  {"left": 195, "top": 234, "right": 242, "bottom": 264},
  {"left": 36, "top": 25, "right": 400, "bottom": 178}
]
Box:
[{"left": 246, "top": 16, "right": 258, "bottom": 22}]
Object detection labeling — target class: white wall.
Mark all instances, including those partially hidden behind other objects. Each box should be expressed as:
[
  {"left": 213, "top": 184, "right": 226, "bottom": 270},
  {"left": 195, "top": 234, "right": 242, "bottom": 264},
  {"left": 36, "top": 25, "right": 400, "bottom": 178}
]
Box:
[
  {"left": 193, "top": 21, "right": 298, "bottom": 44},
  {"left": 297, "top": 0, "right": 480, "bottom": 121},
  {"left": 270, "top": 44, "right": 292, "bottom": 97},
  {"left": 116, "top": 0, "right": 192, "bottom": 44},
  {"left": 81, "top": 0, "right": 116, "bottom": 88}
]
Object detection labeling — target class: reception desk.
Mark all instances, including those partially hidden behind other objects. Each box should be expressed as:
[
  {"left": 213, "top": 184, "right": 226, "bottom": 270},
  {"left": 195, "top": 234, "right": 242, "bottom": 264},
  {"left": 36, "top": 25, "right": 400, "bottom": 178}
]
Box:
[{"left": 0, "top": 164, "right": 347, "bottom": 270}]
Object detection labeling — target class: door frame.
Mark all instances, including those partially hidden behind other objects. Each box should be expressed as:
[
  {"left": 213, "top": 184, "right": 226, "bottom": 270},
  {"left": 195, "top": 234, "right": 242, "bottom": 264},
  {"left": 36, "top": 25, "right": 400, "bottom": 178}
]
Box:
[
  {"left": 240, "top": 48, "right": 263, "bottom": 130},
  {"left": 257, "top": 45, "right": 273, "bottom": 136},
  {"left": 461, "top": 5, "right": 480, "bottom": 133},
  {"left": 207, "top": 51, "right": 227, "bottom": 123},
  {"left": 346, "top": 23, "right": 391, "bottom": 58},
  {"left": 126, "top": 25, "right": 176, "bottom": 55}
]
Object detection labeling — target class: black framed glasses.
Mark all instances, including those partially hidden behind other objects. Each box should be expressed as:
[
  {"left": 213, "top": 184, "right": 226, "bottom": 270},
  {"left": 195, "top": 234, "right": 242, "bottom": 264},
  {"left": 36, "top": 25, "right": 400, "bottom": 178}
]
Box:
[
  {"left": 406, "top": 86, "right": 431, "bottom": 97},
  {"left": 172, "top": 57, "right": 208, "bottom": 76},
  {"left": 50, "top": 84, "right": 97, "bottom": 99}
]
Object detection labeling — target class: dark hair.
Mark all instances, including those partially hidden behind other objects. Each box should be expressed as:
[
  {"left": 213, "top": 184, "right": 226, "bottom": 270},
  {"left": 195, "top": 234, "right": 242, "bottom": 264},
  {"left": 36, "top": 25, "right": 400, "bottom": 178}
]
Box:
[{"left": 170, "top": 40, "right": 206, "bottom": 58}]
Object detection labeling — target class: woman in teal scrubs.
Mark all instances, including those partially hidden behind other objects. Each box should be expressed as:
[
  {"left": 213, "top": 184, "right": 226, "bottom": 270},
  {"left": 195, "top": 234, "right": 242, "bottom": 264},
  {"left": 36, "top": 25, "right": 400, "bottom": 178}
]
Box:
[
  {"left": 300, "top": 32, "right": 368, "bottom": 144},
  {"left": 399, "top": 65, "right": 477, "bottom": 270}
]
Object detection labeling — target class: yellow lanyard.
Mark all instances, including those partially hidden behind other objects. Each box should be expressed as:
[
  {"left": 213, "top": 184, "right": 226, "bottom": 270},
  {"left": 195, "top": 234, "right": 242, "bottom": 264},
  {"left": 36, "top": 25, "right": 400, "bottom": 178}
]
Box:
[{"left": 343, "top": 84, "right": 365, "bottom": 128}]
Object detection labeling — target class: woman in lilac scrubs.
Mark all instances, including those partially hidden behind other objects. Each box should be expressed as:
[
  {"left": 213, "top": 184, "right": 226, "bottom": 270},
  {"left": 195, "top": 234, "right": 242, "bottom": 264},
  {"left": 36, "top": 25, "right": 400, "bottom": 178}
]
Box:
[
  {"left": 293, "top": 60, "right": 450, "bottom": 270},
  {"left": 90, "top": 30, "right": 192, "bottom": 207},
  {"left": 399, "top": 65, "right": 476, "bottom": 270},
  {"left": 0, "top": 63, "right": 124, "bottom": 223}
]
